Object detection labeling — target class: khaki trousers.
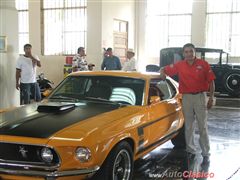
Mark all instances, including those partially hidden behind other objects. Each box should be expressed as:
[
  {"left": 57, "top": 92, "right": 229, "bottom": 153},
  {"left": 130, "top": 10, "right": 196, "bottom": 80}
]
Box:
[{"left": 182, "top": 92, "right": 210, "bottom": 156}]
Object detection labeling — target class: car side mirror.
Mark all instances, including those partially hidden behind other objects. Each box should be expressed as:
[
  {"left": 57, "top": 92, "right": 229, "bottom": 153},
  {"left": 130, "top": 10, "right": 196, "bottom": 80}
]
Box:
[{"left": 150, "top": 96, "right": 161, "bottom": 104}]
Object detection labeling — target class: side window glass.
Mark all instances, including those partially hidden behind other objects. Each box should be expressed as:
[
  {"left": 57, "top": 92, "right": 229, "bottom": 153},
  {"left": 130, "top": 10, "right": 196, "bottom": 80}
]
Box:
[{"left": 149, "top": 79, "right": 177, "bottom": 101}]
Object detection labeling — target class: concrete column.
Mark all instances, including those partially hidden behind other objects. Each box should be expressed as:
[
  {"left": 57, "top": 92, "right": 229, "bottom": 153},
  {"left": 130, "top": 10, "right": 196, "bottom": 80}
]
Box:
[
  {"left": 0, "top": 0, "right": 19, "bottom": 108},
  {"left": 191, "top": 0, "right": 207, "bottom": 47}
]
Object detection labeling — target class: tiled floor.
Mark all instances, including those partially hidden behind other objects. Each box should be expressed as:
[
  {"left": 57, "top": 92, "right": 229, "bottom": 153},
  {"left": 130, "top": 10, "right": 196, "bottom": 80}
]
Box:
[{"left": 133, "top": 98, "right": 240, "bottom": 180}]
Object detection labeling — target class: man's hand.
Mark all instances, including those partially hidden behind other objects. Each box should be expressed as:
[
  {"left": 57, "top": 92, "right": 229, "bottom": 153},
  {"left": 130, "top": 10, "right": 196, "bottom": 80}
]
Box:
[
  {"left": 16, "top": 83, "right": 20, "bottom": 90},
  {"left": 207, "top": 97, "right": 214, "bottom": 109}
]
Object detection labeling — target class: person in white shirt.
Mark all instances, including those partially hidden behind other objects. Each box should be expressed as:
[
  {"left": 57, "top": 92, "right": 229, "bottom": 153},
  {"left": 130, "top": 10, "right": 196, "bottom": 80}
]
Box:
[
  {"left": 122, "top": 49, "right": 136, "bottom": 71},
  {"left": 16, "top": 44, "right": 41, "bottom": 105}
]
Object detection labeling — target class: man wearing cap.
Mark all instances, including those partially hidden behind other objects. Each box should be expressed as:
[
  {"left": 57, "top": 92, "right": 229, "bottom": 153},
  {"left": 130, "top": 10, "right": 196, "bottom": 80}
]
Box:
[
  {"left": 160, "top": 43, "right": 215, "bottom": 166},
  {"left": 122, "top": 49, "right": 137, "bottom": 71},
  {"left": 101, "top": 47, "right": 122, "bottom": 70}
]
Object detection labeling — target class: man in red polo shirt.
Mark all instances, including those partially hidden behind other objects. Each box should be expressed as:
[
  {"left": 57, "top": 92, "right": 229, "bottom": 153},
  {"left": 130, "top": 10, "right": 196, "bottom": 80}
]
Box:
[{"left": 160, "top": 43, "right": 215, "bottom": 165}]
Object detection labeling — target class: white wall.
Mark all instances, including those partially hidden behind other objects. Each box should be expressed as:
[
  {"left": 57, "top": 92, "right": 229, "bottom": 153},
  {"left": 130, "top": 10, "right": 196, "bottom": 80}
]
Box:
[
  {"left": 0, "top": 0, "right": 136, "bottom": 109},
  {"left": 0, "top": 0, "right": 19, "bottom": 109},
  {"left": 101, "top": 0, "right": 135, "bottom": 49}
]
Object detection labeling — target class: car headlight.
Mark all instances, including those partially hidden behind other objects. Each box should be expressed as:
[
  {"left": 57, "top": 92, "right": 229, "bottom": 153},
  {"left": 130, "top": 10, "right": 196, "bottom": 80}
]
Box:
[
  {"left": 75, "top": 147, "right": 91, "bottom": 162},
  {"left": 41, "top": 147, "right": 53, "bottom": 163}
]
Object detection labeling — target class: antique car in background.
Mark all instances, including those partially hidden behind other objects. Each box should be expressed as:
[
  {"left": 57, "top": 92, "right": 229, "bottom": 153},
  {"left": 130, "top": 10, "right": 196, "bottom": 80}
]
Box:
[
  {"left": 147, "top": 47, "right": 240, "bottom": 97},
  {"left": 0, "top": 71, "right": 184, "bottom": 180}
]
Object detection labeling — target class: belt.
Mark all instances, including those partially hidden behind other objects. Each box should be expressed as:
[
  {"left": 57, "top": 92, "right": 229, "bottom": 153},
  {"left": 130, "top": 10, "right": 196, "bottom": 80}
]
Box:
[{"left": 187, "top": 91, "right": 204, "bottom": 95}]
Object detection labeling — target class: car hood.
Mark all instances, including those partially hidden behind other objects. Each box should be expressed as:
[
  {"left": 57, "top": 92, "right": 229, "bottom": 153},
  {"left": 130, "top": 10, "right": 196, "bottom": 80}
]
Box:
[{"left": 0, "top": 101, "right": 130, "bottom": 139}]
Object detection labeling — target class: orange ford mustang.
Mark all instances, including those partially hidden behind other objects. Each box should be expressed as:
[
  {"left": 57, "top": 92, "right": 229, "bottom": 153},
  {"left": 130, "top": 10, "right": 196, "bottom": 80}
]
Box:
[{"left": 0, "top": 71, "right": 184, "bottom": 180}]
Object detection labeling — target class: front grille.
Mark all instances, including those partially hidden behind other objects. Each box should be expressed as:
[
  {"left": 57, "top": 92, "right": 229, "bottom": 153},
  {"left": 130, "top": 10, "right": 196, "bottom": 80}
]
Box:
[{"left": 0, "top": 142, "right": 60, "bottom": 166}]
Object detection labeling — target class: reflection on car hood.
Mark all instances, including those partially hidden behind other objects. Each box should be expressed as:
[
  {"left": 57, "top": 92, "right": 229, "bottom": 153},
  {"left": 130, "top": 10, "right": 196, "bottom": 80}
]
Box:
[{"left": 0, "top": 102, "right": 121, "bottom": 138}]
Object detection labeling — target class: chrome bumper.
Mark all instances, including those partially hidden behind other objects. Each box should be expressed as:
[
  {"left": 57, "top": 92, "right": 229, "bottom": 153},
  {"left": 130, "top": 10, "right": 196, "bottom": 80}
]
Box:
[{"left": 0, "top": 166, "right": 99, "bottom": 178}]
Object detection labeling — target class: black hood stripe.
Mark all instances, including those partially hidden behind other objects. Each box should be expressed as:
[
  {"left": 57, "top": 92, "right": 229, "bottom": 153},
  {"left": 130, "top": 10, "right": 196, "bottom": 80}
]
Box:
[{"left": 0, "top": 102, "right": 120, "bottom": 138}]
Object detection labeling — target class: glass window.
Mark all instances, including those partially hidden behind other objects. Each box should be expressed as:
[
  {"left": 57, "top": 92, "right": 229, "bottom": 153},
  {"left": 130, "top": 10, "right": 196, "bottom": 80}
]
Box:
[
  {"left": 15, "top": 0, "right": 29, "bottom": 54},
  {"left": 206, "top": 0, "right": 240, "bottom": 56},
  {"left": 146, "top": 0, "right": 192, "bottom": 58},
  {"left": 49, "top": 76, "right": 145, "bottom": 105},
  {"left": 42, "top": 0, "right": 87, "bottom": 55}
]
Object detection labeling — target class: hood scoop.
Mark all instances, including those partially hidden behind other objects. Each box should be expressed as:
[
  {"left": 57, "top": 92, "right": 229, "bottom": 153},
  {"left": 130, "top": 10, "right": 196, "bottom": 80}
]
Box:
[{"left": 37, "top": 102, "right": 75, "bottom": 113}]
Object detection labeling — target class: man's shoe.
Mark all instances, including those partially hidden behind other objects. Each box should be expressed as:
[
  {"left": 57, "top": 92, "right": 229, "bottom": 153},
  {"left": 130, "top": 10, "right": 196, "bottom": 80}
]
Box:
[{"left": 202, "top": 156, "right": 210, "bottom": 166}]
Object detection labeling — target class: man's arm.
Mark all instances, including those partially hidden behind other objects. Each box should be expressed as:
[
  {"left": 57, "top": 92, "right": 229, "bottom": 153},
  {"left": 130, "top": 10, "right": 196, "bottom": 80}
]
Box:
[
  {"left": 117, "top": 57, "right": 122, "bottom": 70},
  {"left": 16, "top": 69, "right": 21, "bottom": 90},
  {"left": 159, "top": 67, "right": 166, "bottom": 80},
  {"left": 30, "top": 55, "right": 41, "bottom": 67},
  {"left": 101, "top": 58, "right": 106, "bottom": 70},
  {"left": 207, "top": 80, "right": 215, "bottom": 109}
]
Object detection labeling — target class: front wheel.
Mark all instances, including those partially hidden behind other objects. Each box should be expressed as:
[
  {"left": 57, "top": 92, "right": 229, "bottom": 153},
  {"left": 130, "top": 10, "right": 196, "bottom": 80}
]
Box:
[{"left": 93, "top": 141, "right": 134, "bottom": 180}]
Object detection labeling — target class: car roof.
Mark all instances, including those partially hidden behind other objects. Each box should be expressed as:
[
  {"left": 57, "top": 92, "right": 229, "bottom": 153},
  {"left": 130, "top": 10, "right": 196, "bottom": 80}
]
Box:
[
  {"left": 161, "top": 47, "right": 228, "bottom": 54},
  {"left": 69, "top": 71, "right": 161, "bottom": 81}
]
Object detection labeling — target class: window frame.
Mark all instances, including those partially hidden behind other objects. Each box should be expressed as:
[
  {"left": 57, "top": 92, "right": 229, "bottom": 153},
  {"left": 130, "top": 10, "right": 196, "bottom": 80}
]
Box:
[{"left": 41, "top": 0, "right": 87, "bottom": 56}]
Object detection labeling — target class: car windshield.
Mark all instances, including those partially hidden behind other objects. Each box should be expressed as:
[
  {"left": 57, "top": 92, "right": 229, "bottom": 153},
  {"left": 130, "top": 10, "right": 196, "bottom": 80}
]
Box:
[{"left": 49, "top": 76, "right": 145, "bottom": 105}]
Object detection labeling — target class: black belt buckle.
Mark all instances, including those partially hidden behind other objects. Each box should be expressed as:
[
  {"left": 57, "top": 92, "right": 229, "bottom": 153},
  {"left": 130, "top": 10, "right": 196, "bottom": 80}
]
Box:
[{"left": 190, "top": 91, "right": 203, "bottom": 95}]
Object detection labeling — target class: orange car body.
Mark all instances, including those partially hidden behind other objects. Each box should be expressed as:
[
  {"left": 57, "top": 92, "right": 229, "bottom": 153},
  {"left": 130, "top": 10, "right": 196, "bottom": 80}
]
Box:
[{"left": 0, "top": 71, "right": 184, "bottom": 180}]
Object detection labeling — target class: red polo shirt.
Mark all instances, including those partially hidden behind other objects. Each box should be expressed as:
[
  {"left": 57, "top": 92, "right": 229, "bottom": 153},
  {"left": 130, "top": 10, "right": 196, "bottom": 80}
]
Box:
[{"left": 164, "top": 58, "right": 215, "bottom": 94}]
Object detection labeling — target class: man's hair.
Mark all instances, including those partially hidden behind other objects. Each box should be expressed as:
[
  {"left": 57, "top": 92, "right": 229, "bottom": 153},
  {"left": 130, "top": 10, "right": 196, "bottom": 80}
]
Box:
[
  {"left": 24, "top": 44, "right": 32, "bottom": 49},
  {"left": 106, "top": 47, "right": 112, "bottom": 52},
  {"left": 77, "top": 47, "right": 85, "bottom": 53},
  {"left": 183, "top": 43, "right": 195, "bottom": 51}
]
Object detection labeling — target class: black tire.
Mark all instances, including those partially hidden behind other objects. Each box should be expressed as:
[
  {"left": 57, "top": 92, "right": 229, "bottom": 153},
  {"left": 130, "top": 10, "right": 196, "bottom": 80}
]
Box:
[
  {"left": 93, "top": 141, "right": 134, "bottom": 180},
  {"left": 223, "top": 71, "right": 240, "bottom": 97},
  {"left": 171, "top": 125, "right": 186, "bottom": 149}
]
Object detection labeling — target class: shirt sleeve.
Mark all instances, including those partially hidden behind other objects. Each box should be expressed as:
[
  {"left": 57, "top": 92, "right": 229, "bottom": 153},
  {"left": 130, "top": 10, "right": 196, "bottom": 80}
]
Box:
[
  {"left": 117, "top": 57, "right": 122, "bottom": 70},
  {"left": 164, "top": 63, "right": 179, "bottom": 76},
  {"left": 16, "top": 57, "right": 22, "bottom": 70},
  {"left": 34, "top": 55, "right": 40, "bottom": 61},
  {"left": 205, "top": 62, "right": 216, "bottom": 82}
]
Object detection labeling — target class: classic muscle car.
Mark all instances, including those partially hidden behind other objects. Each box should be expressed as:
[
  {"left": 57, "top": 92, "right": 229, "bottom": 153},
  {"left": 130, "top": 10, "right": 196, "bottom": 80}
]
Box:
[{"left": 0, "top": 71, "right": 184, "bottom": 180}]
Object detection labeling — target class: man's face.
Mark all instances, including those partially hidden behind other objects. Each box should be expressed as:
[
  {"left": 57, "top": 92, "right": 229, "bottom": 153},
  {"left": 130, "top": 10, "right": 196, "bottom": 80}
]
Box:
[
  {"left": 107, "top": 50, "right": 113, "bottom": 56},
  {"left": 24, "top": 47, "right": 32, "bottom": 55},
  {"left": 79, "top": 49, "right": 85, "bottom": 56},
  {"left": 183, "top": 47, "right": 195, "bottom": 61}
]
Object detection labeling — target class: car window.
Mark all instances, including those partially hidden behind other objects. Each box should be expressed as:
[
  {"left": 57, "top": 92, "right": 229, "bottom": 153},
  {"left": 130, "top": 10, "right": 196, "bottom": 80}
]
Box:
[
  {"left": 149, "top": 79, "right": 177, "bottom": 101},
  {"left": 49, "top": 76, "right": 145, "bottom": 105}
]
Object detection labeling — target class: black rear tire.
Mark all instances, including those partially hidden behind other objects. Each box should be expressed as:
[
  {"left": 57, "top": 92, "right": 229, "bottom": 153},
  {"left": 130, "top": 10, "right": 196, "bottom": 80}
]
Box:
[{"left": 93, "top": 141, "right": 134, "bottom": 180}]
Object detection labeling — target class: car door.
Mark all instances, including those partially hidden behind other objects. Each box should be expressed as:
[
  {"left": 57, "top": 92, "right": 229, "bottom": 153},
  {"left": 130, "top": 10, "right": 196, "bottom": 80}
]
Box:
[{"left": 143, "top": 79, "right": 181, "bottom": 147}]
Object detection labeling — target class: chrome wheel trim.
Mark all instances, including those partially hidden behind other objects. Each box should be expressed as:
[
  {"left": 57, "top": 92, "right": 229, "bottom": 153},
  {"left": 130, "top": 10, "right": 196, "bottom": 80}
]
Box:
[{"left": 112, "top": 149, "right": 131, "bottom": 180}]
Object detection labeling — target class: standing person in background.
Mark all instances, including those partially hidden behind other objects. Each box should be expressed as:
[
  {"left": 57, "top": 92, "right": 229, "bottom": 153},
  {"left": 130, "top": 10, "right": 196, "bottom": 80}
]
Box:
[
  {"left": 160, "top": 43, "right": 215, "bottom": 166},
  {"left": 72, "top": 47, "right": 88, "bottom": 72},
  {"left": 122, "top": 49, "right": 136, "bottom": 71},
  {"left": 72, "top": 47, "right": 95, "bottom": 72},
  {"left": 101, "top": 47, "right": 122, "bottom": 70},
  {"left": 16, "top": 44, "right": 41, "bottom": 105}
]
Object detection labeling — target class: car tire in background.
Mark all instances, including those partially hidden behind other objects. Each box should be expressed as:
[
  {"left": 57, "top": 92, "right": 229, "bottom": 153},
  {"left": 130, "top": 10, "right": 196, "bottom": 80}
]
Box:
[
  {"left": 171, "top": 125, "right": 186, "bottom": 149},
  {"left": 223, "top": 70, "right": 240, "bottom": 97},
  {"left": 93, "top": 141, "right": 134, "bottom": 180}
]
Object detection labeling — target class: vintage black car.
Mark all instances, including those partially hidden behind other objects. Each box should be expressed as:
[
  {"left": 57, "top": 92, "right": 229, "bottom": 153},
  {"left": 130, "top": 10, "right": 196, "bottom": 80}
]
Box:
[{"left": 147, "top": 47, "right": 240, "bottom": 97}]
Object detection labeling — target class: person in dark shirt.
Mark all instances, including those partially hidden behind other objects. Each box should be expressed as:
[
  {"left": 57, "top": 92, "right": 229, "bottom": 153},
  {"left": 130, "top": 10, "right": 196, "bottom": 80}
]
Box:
[{"left": 101, "top": 48, "right": 121, "bottom": 70}]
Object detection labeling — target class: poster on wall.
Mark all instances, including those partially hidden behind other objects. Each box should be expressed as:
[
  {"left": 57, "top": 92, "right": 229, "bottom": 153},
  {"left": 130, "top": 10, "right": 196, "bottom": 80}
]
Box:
[{"left": 0, "top": 36, "right": 7, "bottom": 52}]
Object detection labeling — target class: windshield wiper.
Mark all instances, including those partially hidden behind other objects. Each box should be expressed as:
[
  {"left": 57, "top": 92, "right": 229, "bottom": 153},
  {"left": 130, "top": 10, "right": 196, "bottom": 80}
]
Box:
[
  {"left": 49, "top": 95, "right": 79, "bottom": 102},
  {"left": 84, "top": 97, "right": 128, "bottom": 106}
]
